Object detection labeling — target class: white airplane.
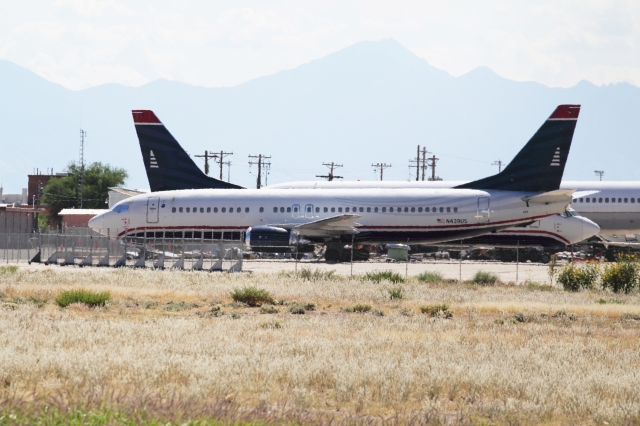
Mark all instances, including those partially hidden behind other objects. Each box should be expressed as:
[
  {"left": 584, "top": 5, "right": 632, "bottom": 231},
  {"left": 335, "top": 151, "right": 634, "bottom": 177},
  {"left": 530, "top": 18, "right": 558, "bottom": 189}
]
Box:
[
  {"left": 89, "top": 105, "right": 588, "bottom": 255},
  {"left": 270, "top": 180, "right": 637, "bottom": 235}
]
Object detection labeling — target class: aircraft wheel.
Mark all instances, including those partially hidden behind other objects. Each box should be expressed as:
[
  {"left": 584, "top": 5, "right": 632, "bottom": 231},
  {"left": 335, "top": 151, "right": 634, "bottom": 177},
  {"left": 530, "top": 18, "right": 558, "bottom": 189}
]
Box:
[
  {"left": 540, "top": 253, "right": 550, "bottom": 264},
  {"left": 324, "top": 248, "right": 341, "bottom": 263}
]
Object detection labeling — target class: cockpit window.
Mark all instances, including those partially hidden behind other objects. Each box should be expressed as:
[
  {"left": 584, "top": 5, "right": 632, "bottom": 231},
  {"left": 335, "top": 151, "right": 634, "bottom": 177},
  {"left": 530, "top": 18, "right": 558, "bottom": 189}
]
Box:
[
  {"left": 560, "top": 209, "right": 580, "bottom": 218},
  {"left": 113, "top": 204, "right": 129, "bottom": 213}
]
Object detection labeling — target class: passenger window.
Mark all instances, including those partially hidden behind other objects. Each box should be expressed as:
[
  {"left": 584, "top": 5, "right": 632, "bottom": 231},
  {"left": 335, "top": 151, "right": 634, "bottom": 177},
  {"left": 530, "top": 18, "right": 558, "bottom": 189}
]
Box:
[
  {"left": 579, "top": 198, "right": 583, "bottom": 203},
  {"left": 221, "top": 207, "right": 226, "bottom": 213},
  {"left": 280, "top": 207, "right": 285, "bottom": 213},
  {"left": 367, "top": 207, "right": 371, "bottom": 213},
  {"left": 323, "top": 207, "right": 328, "bottom": 213},
  {"left": 207, "top": 207, "right": 211, "bottom": 213},
  {"left": 293, "top": 206, "right": 298, "bottom": 212},
  {"left": 259, "top": 207, "right": 264, "bottom": 213},
  {"left": 390, "top": 207, "right": 394, "bottom": 213},
  {"left": 625, "top": 198, "right": 629, "bottom": 203},
  {"left": 411, "top": 207, "right": 415, "bottom": 213},
  {"left": 186, "top": 207, "right": 190, "bottom": 213},
  {"left": 237, "top": 208, "right": 241, "bottom": 213},
  {"left": 273, "top": 207, "right": 278, "bottom": 213},
  {"left": 193, "top": 207, "right": 197, "bottom": 212},
  {"left": 404, "top": 207, "right": 409, "bottom": 213},
  {"left": 245, "top": 207, "right": 250, "bottom": 213},
  {"left": 338, "top": 207, "right": 343, "bottom": 213},
  {"left": 586, "top": 198, "right": 590, "bottom": 203},
  {"left": 172, "top": 207, "right": 176, "bottom": 213},
  {"left": 345, "top": 207, "right": 350, "bottom": 212},
  {"left": 632, "top": 198, "right": 636, "bottom": 203},
  {"left": 331, "top": 207, "right": 335, "bottom": 213},
  {"left": 382, "top": 207, "right": 386, "bottom": 212},
  {"left": 200, "top": 207, "right": 204, "bottom": 213},
  {"left": 424, "top": 207, "right": 429, "bottom": 212},
  {"left": 447, "top": 207, "right": 451, "bottom": 213},
  {"left": 618, "top": 198, "right": 622, "bottom": 202},
  {"left": 359, "top": 207, "right": 364, "bottom": 212},
  {"left": 374, "top": 207, "right": 378, "bottom": 212},
  {"left": 287, "top": 207, "right": 292, "bottom": 213},
  {"left": 440, "top": 207, "right": 444, "bottom": 213},
  {"left": 315, "top": 207, "right": 320, "bottom": 213},
  {"left": 214, "top": 207, "right": 218, "bottom": 213},
  {"left": 612, "top": 198, "right": 616, "bottom": 203},
  {"left": 454, "top": 207, "right": 458, "bottom": 213}
]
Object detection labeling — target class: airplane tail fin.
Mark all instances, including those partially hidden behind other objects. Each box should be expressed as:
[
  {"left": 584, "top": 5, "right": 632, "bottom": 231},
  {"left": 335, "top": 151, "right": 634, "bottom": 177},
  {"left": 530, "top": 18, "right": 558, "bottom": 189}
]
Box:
[
  {"left": 132, "top": 110, "right": 245, "bottom": 192},
  {"left": 455, "top": 104, "right": 580, "bottom": 192}
]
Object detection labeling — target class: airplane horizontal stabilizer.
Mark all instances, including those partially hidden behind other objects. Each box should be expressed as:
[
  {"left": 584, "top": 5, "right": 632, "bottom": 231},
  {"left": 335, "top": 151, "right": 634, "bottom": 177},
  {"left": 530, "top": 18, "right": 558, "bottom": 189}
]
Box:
[
  {"left": 455, "top": 104, "right": 580, "bottom": 193},
  {"left": 522, "top": 189, "right": 575, "bottom": 204}
]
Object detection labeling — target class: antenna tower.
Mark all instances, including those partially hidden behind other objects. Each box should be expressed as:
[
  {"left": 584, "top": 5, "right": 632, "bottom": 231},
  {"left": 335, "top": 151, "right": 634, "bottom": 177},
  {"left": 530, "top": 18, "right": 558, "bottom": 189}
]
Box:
[
  {"left": 316, "top": 162, "right": 343, "bottom": 181},
  {"left": 78, "top": 129, "right": 86, "bottom": 208}
]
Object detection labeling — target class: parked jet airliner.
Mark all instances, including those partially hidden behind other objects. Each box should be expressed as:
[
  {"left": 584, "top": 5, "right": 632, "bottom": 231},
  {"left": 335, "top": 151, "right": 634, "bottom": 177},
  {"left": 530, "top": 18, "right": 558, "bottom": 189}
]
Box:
[{"left": 89, "top": 106, "right": 582, "bottom": 252}]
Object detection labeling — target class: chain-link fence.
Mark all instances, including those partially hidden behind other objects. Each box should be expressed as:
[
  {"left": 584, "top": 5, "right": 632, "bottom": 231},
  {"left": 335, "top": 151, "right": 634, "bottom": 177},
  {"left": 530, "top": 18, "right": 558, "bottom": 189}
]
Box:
[{"left": 0, "top": 228, "right": 246, "bottom": 272}]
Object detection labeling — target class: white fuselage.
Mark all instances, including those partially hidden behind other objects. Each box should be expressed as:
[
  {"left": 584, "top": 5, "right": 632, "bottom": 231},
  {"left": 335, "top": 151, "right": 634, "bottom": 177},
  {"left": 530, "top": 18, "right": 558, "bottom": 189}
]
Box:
[
  {"left": 88, "top": 187, "right": 573, "bottom": 245},
  {"left": 269, "top": 180, "right": 640, "bottom": 234}
]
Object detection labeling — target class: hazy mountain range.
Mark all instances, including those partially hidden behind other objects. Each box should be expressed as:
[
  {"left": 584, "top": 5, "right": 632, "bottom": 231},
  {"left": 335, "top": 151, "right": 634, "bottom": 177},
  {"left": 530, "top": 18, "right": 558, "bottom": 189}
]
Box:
[{"left": 1, "top": 38, "right": 638, "bottom": 193}]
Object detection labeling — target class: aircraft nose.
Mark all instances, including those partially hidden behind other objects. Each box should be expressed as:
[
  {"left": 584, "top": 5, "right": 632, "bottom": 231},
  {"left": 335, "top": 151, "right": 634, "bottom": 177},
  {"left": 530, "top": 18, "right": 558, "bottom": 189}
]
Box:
[
  {"left": 88, "top": 213, "right": 103, "bottom": 231},
  {"left": 582, "top": 217, "right": 600, "bottom": 241}
]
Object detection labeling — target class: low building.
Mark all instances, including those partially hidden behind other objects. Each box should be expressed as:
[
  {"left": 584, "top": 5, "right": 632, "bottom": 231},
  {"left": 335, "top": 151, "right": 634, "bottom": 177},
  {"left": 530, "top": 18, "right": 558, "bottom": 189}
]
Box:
[
  {"left": 0, "top": 205, "right": 42, "bottom": 233},
  {"left": 58, "top": 209, "right": 107, "bottom": 229}
]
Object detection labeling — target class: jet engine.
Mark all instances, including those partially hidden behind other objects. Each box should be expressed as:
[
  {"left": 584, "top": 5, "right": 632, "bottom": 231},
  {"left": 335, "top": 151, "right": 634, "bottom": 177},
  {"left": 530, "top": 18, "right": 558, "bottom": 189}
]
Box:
[{"left": 245, "top": 226, "right": 315, "bottom": 253}]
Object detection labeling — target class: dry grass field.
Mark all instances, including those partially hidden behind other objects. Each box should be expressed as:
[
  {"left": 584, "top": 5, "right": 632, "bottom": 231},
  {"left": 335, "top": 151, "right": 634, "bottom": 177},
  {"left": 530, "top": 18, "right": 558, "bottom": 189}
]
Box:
[{"left": 2, "top": 265, "right": 640, "bottom": 424}]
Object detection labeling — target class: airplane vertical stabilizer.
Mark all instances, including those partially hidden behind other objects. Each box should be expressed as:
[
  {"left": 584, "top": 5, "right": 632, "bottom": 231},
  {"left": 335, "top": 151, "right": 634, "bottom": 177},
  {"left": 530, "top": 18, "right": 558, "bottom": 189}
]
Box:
[
  {"left": 455, "top": 104, "right": 580, "bottom": 192},
  {"left": 132, "top": 110, "right": 245, "bottom": 191}
]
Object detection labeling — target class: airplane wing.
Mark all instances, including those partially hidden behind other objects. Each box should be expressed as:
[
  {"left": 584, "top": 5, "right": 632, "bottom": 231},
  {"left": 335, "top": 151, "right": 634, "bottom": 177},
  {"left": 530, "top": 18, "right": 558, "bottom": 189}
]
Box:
[{"left": 269, "top": 214, "right": 362, "bottom": 237}]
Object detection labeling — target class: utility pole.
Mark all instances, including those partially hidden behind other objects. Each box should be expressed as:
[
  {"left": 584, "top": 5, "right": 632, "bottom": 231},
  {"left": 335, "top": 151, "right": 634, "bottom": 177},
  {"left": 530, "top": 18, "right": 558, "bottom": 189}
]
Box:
[
  {"left": 409, "top": 145, "right": 421, "bottom": 181},
  {"left": 248, "top": 154, "right": 271, "bottom": 189},
  {"left": 427, "top": 155, "right": 442, "bottom": 181},
  {"left": 421, "top": 147, "right": 428, "bottom": 181},
  {"left": 194, "top": 150, "right": 218, "bottom": 175},
  {"left": 316, "top": 162, "right": 343, "bottom": 181},
  {"left": 195, "top": 150, "right": 233, "bottom": 179},
  {"left": 371, "top": 163, "right": 392, "bottom": 181},
  {"left": 492, "top": 159, "right": 504, "bottom": 173},
  {"left": 215, "top": 151, "right": 233, "bottom": 180},
  {"left": 594, "top": 170, "right": 604, "bottom": 181},
  {"left": 78, "top": 129, "right": 86, "bottom": 208}
]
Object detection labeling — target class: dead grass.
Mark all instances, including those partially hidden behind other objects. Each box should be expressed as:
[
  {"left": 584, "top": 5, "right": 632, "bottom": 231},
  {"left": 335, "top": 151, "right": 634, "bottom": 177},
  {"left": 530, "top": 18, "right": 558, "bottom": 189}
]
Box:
[{"left": 2, "top": 267, "right": 640, "bottom": 423}]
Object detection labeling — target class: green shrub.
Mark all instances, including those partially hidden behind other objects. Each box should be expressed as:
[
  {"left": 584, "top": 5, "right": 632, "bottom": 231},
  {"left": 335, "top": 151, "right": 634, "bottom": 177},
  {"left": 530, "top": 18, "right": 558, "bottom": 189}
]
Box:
[
  {"left": 527, "top": 282, "right": 554, "bottom": 292},
  {"left": 513, "top": 312, "right": 530, "bottom": 323},
  {"left": 471, "top": 271, "right": 498, "bottom": 285},
  {"left": 416, "top": 271, "right": 444, "bottom": 282},
  {"left": 55, "top": 289, "right": 111, "bottom": 308},
  {"left": 387, "top": 286, "right": 404, "bottom": 300},
  {"left": 164, "top": 301, "right": 198, "bottom": 311},
  {"left": 420, "top": 304, "right": 452, "bottom": 318},
  {"left": 352, "top": 303, "right": 372, "bottom": 313},
  {"left": 557, "top": 261, "right": 600, "bottom": 292},
  {"left": 303, "top": 302, "right": 316, "bottom": 311},
  {"left": 298, "top": 267, "right": 336, "bottom": 281},
  {"left": 229, "top": 286, "right": 275, "bottom": 307},
  {"left": 363, "top": 270, "right": 405, "bottom": 283},
  {"left": 289, "top": 304, "right": 306, "bottom": 315},
  {"left": 601, "top": 254, "right": 640, "bottom": 294},
  {"left": 0, "top": 266, "right": 18, "bottom": 274},
  {"left": 259, "top": 305, "right": 279, "bottom": 314}
]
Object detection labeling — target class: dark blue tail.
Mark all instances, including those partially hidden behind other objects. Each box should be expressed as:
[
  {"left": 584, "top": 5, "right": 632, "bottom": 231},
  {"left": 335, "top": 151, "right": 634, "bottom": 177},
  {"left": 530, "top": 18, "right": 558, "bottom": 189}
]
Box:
[
  {"left": 455, "top": 104, "right": 580, "bottom": 192},
  {"left": 132, "top": 110, "right": 244, "bottom": 191}
]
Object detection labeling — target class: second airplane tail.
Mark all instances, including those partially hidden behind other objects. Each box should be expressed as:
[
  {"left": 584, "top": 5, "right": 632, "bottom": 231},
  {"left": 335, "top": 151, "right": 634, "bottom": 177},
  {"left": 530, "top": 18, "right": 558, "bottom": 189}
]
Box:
[
  {"left": 132, "top": 110, "right": 245, "bottom": 192},
  {"left": 455, "top": 104, "right": 580, "bottom": 193}
]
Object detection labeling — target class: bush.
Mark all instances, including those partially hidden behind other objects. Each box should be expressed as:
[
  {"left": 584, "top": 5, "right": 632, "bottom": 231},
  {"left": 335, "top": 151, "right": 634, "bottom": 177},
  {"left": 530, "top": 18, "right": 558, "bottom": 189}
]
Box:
[
  {"left": 602, "top": 254, "right": 640, "bottom": 294},
  {"left": 557, "top": 261, "right": 600, "bottom": 292},
  {"left": 471, "top": 271, "right": 498, "bottom": 285},
  {"left": 0, "top": 266, "right": 18, "bottom": 274},
  {"left": 298, "top": 267, "right": 336, "bottom": 281},
  {"left": 420, "top": 304, "right": 452, "bottom": 318},
  {"left": 229, "top": 286, "right": 275, "bottom": 307},
  {"left": 352, "top": 303, "right": 372, "bottom": 313},
  {"left": 416, "top": 271, "right": 444, "bottom": 282},
  {"left": 363, "top": 270, "right": 405, "bottom": 283},
  {"left": 259, "top": 305, "right": 279, "bottom": 314},
  {"left": 55, "top": 289, "right": 111, "bottom": 308},
  {"left": 387, "top": 286, "right": 404, "bottom": 300},
  {"left": 620, "top": 313, "right": 640, "bottom": 321},
  {"left": 371, "top": 308, "right": 385, "bottom": 317},
  {"left": 289, "top": 304, "right": 306, "bottom": 315}
]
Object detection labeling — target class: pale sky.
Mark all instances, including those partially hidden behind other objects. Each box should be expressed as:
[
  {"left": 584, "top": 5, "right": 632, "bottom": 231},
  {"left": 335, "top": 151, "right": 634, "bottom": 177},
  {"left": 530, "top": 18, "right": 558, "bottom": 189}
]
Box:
[{"left": 1, "top": 0, "right": 639, "bottom": 90}]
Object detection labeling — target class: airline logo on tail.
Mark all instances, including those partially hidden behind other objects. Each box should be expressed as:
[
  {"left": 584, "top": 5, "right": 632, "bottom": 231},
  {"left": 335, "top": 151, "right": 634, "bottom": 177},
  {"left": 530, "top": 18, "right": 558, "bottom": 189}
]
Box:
[
  {"left": 149, "top": 150, "right": 159, "bottom": 168},
  {"left": 550, "top": 147, "right": 561, "bottom": 166}
]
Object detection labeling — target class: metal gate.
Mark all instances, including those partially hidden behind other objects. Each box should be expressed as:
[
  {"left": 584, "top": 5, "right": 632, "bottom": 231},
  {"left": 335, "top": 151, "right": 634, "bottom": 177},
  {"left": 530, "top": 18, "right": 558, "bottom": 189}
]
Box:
[{"left": 146, "top": 197, "right": 160, "bottom": 223}]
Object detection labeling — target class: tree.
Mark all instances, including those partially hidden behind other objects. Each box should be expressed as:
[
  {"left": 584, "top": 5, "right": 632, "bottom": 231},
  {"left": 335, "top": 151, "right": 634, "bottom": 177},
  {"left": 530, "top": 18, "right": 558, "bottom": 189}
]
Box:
[{"left": 41, "top": 162, "right": 128, "bottom": 225}]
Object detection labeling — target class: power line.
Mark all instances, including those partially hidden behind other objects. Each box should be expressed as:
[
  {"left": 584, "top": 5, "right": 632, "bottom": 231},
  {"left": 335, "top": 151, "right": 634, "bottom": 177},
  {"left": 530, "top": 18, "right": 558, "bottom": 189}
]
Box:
[
  {"left": 371, "top": 163, "right": 392, "bottom": 181},
  {"left": 194, "top": 150, "right": 234, "bottom": 180},
  {"left": 316, "top": 162, "right": 343, "bottom": 181},
  {"left": 248, "top": 154, "right": 271, "bottom": 189}
]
